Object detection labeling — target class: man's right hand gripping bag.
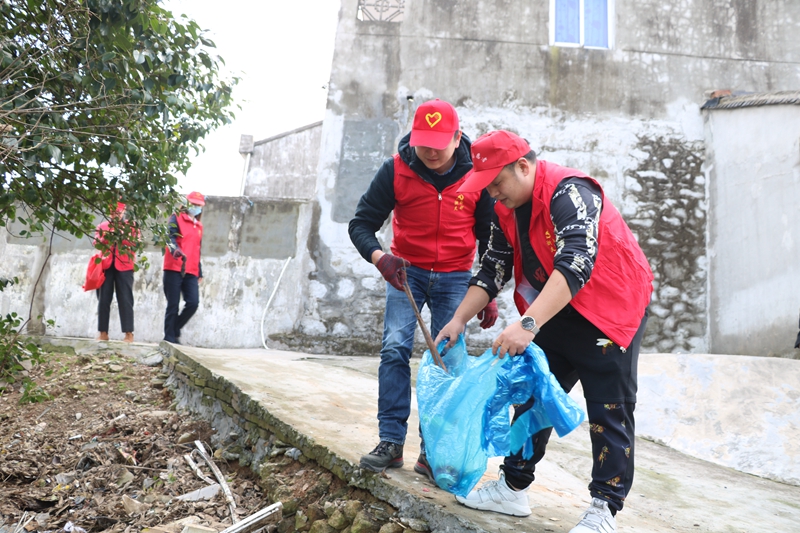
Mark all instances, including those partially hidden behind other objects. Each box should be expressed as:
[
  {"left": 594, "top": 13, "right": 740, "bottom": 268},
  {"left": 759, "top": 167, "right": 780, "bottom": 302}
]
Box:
[{"left": 416, "top": 334, "right": 584, "bottom": 498}]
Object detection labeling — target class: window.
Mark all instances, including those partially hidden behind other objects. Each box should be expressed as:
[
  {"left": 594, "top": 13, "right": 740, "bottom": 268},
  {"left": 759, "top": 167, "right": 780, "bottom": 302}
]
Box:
[{"left": 551, "top": 0, "right": 614, "bottom": 49}]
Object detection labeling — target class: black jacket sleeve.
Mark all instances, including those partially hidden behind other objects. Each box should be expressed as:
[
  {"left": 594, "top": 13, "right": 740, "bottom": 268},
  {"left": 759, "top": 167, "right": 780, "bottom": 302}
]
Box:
[
  {"left": 168, "top": 214, "right": 181, "bottom": 247},
  {"left": 550, "top": 179, "right": 602, "bottom": 296},
  {"left": 473, "top": 190, "right": 494, "bottom": 265},
  {"left": 469, "top": 211, "right": 514, "bottom": 301},
  {"left": 348, "top": 158, "right": 397, "bottom": 263}
]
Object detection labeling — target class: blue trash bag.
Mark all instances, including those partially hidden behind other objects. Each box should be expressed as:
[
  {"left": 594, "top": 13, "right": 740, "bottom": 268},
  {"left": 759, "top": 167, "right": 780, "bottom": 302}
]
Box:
[
  {"left": 488, "top": 343, "right": 586, "bottom": 460},
  {"left": 416, "top": 335, "right": 585, "bottom": 497}
]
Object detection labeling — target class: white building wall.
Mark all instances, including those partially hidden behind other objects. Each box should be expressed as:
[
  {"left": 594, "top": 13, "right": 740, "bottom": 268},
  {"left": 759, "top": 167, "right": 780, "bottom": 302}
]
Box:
[{"left": 704, "top": 103, "right": 800, "bottom": 357}]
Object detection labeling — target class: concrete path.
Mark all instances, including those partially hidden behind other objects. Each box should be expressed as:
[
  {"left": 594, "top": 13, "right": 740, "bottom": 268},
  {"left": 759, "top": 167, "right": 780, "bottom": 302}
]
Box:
[{"left": 165, "top": 344, "right": 800, "bottom": 533}]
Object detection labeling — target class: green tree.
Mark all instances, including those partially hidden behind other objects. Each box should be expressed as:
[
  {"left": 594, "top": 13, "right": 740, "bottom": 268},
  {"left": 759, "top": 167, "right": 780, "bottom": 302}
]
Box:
[
  {"left": 0, "top": 0, "right": 237, "bottom": 382},
  {"left": 0, "top": 0, "right": 237, "bottom": 245}
]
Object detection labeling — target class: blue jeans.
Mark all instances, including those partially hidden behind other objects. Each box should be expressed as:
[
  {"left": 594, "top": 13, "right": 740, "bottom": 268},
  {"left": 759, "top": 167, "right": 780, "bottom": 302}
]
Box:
[
  {"left": 378, "top": 266, "right": 471, "bottom": 445},
  {"left": 163, "top": 270, "right": 199, "bottom": 343}
]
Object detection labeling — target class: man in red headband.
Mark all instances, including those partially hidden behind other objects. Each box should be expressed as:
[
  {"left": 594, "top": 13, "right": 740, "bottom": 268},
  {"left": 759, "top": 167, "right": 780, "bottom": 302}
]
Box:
[
  {"left": 349, "top": 99, "right": 496, "bottom": 478},
  {"left": 436, "top": 131, "right": 653, "bottom": 533}
]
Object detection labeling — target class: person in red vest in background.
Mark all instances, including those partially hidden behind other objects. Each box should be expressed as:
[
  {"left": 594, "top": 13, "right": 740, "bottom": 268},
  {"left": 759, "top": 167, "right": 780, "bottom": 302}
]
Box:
[
  {"left": 163, "top": 191, "right": 205, "bottom": 344},
  {"left": 94, "top": 202, "right": 138, "bottom": 342}
]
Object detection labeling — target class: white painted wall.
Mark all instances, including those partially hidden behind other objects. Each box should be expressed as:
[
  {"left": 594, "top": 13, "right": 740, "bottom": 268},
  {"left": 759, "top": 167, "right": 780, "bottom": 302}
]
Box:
[
  {"left": 704, "top": 103, "right": 800, "bottom": 357},
  {"left": 0, "top": 199, "right": 312, "bottom": 348}
]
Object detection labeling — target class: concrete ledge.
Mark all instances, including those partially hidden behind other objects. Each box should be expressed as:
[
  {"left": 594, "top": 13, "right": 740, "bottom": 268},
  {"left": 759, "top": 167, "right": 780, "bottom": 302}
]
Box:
[
  {"left": 159, "top": 342, "right": 800, "bottom": 533},
  {"left": 636, "top": 353, "right": 800, "bottom": 485},
  {"left": 161, "top": 342, "right": 485, "bottom": 533}
]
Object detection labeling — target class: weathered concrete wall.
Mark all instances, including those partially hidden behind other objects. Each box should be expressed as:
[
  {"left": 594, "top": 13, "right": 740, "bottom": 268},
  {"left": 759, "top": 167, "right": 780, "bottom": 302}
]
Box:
[
  {"left": 565, "top": 350, "right": 800, "bottom": 486},
  {"left": 635, "top": 353, "right": 800, "bottom": 486},
  {"left": 704, "top": 102, "right": 800, "bottom": 357},
  {"left": 292, "top": 0, "right": 800, "bottom": 355},
  {"left": 243, "top": 122, "right": 322, "bottom": 200},
  {"left": 0, "top": 197, "right": 312, "bottom": 348}
]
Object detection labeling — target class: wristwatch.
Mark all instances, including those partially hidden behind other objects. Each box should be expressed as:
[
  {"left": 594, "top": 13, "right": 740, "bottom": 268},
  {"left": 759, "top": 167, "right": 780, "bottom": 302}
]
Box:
[{"left": 520, "top": 316, "right": 540, "bottom": 335}]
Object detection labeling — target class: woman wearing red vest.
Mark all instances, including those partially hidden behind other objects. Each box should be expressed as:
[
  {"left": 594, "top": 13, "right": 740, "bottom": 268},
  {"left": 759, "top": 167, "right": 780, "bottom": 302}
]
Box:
[
  {"left": 436, "top": 131, "right": 653, "bottom": 533},
  {"left": 94, "top": 202, "right": 138, "bottom": 342},
  {"left": 162, "top": 191, "right": 205, "bottom": 344}
]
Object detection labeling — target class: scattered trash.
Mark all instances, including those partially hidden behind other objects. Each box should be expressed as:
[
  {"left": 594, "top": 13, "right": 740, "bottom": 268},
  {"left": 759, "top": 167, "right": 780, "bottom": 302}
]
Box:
[
  {"left": 175, "top": 483, "right": 221, "bottom": 502},
  {"left": 177, "top": 431, "right": 198, "bottom": 444},
  {"left": 181, "top": 525, "right": 218, "bottom": 533},
  {"left": 218, "top": 502, "right": 282, "bottom": 533},
  {"left": 194, "top": 440, "right": 238, "bottom": 523},
  {"left": 116, "top": 468, "right": 134, "bottom": 486},
  {"left": 184, "top": 453, "right": 215, "bottom": 485},
  {"left": 285, "top": 448, "right": 301, "bottom": 460},
  {"left": 122, "top": 494, "right": 150, "bottom": 516},
  {"left": 55, "top": 472, "right": 76, "bottom": 485},
  {"left": 63, "top": 522, "right": 87, "bottom": 533}
]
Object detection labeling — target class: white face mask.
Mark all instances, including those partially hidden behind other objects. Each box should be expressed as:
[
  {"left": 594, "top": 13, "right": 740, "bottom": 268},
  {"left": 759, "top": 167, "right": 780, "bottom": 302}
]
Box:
[{"left": 187, "top": 206, "right": 202, "bottom": 217}]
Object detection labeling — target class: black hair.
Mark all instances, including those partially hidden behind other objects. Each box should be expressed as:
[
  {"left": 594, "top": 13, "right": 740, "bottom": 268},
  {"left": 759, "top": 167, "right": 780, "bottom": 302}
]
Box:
[{"left": 502, "top": 149, "right": 537, "bottom": 173}]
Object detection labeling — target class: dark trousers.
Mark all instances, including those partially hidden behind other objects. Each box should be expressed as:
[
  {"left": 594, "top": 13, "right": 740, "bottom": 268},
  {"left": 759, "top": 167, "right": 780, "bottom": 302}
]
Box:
[
  {"left": 96, "top": 265, "right": 134, "bottom": 333},
  {"left": 163, "top": 270, "right": 199, "bottom": 343},
  {"left": 795, "top": 313, "right": 800, "bottom": 349},
  {"left": 501, "top": 306, "right": 648, "bottom": 514}
]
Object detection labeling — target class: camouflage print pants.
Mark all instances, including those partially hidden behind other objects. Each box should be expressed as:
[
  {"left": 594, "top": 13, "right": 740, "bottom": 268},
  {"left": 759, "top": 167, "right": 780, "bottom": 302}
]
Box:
[{"left": 500, "top": 305, "right": 648, "bottom": 514}]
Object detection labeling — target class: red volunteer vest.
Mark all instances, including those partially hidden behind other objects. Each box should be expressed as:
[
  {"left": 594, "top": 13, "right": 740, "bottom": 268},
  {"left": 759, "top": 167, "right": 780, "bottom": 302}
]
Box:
[
  {"left": 95, "top": 221, "right": 137, "bottom": 271},
  {"left": 390, "top": 155, "right": 482, "bottom": 272},
  {"left": 496, "top": 160, "right": 653, "bottom": 349},
  {"left": 163, "top": 212, "right": 203, "bottom": 277}
]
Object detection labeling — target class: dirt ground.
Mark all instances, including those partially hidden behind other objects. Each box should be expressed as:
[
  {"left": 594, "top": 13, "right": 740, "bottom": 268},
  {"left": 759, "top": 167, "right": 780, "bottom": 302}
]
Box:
[{"left": 0, "top": 343, "right": 394, "bottom": 533}]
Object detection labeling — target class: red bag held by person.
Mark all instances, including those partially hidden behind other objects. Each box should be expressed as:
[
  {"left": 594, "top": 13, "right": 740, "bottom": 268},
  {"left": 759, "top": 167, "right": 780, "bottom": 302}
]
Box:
[{"left": 83, "top": 253, "right": 106, "bottom": 291}]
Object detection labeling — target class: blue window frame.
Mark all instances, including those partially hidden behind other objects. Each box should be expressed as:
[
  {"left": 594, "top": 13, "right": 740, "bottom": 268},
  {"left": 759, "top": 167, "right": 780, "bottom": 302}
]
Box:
[{"left": 551, "top": 0, "right": 613, "bottom": 49}]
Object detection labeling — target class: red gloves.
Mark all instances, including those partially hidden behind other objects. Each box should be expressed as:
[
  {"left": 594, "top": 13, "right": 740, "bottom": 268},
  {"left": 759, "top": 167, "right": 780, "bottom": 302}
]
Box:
[
  {"left": 477, "top": 300, "right": 498, "bottom": 329},
  {"left": 376, "top": 253, "right": 410, "bottom": 291}
]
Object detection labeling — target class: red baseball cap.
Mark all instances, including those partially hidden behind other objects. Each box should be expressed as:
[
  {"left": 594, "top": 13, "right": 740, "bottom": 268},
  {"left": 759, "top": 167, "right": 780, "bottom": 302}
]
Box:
[
  {"left": 458, "top": 130, "right": 532, "bottom": 192},
  {"left": 409, "top": 99, "right": 459, "bottom": 150},
  {"left": 186, "top": 191, "right": 206, "bottom": 206}
]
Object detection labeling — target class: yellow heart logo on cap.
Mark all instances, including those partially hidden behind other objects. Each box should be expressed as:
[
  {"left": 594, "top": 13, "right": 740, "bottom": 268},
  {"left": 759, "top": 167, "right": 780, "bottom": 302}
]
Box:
[{"left": 425, "top": 112, "right": 442, "bottom": 128}]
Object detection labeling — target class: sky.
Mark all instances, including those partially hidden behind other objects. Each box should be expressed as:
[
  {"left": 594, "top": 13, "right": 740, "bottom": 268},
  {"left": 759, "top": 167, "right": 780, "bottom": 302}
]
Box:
[{"left": 163, "top": 0, "right": 340, "bottom": 197}]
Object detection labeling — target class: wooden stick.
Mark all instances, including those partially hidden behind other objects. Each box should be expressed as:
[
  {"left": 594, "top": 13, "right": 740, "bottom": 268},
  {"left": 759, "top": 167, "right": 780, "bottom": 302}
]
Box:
[
  {"left": 194, "top": 440, "right": 238, "bottom": 523},
  {"left": 402, "top": 279, "right": 447, "bottom": 372},
  {"left": 184, "top": 453, "right": 215, "bottom": 485},
  {"left": 219, "top": 502, "right": 283, "bottom": 533}
]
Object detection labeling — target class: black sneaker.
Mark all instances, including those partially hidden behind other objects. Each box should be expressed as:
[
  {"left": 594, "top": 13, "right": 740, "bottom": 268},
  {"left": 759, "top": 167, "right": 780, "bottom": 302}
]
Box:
[
  {"left": 360, "top": 441, "right": 404, "bottom": 472},
  {"left": 413, "top": 452, "right": 435, "bottom": 483}
]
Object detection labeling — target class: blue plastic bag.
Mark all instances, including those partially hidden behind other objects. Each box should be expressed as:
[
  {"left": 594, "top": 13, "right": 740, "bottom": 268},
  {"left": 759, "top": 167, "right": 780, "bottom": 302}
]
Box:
[{"left": 416, "top": 335, "right": 584, "bottom": 497}]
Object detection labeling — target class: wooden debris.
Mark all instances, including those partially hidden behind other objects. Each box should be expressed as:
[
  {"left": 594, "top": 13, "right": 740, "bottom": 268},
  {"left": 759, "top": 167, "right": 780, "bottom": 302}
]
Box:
[
  {"left": 184, "top": 453, "right": 215, "bottom": 485},
  {"left": 194, "top": 440, "right": 238, "bottom": 523},
  {"left": 218, "top": 502, "right": 282, "bottom": 533}
]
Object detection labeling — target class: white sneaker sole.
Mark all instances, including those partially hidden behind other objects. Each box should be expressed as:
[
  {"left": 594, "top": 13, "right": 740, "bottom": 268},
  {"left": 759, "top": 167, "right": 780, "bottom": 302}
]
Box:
[{"left": 455, "top": 495, "right": 532, "bottom": 517}]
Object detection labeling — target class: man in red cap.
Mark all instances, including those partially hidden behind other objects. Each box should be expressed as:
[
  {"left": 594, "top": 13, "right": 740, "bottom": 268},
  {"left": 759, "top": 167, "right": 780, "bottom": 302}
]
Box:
[
  {"left": 163, "top": 191, "right": 206, "bottom": 344},
  {"left": 435, "top": 130, "right": 653, "bottom": 533},
  {"left": 349, "top": 99, "right": 497, "bottom": 477}
]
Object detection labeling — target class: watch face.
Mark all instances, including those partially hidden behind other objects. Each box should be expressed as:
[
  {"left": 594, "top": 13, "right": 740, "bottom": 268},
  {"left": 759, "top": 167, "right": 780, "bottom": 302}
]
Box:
[{"left": 521, "top": 316, "right": 535, "bottom": 331}]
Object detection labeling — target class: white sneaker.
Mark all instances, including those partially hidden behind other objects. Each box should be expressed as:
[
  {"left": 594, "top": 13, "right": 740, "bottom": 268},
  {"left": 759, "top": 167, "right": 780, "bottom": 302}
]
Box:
[
  {"left": 570, "top": 498, "right": 617, "bottom": 533},
  {"left": 455, "top": 472, "right": 532, "bottom": 517}
]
